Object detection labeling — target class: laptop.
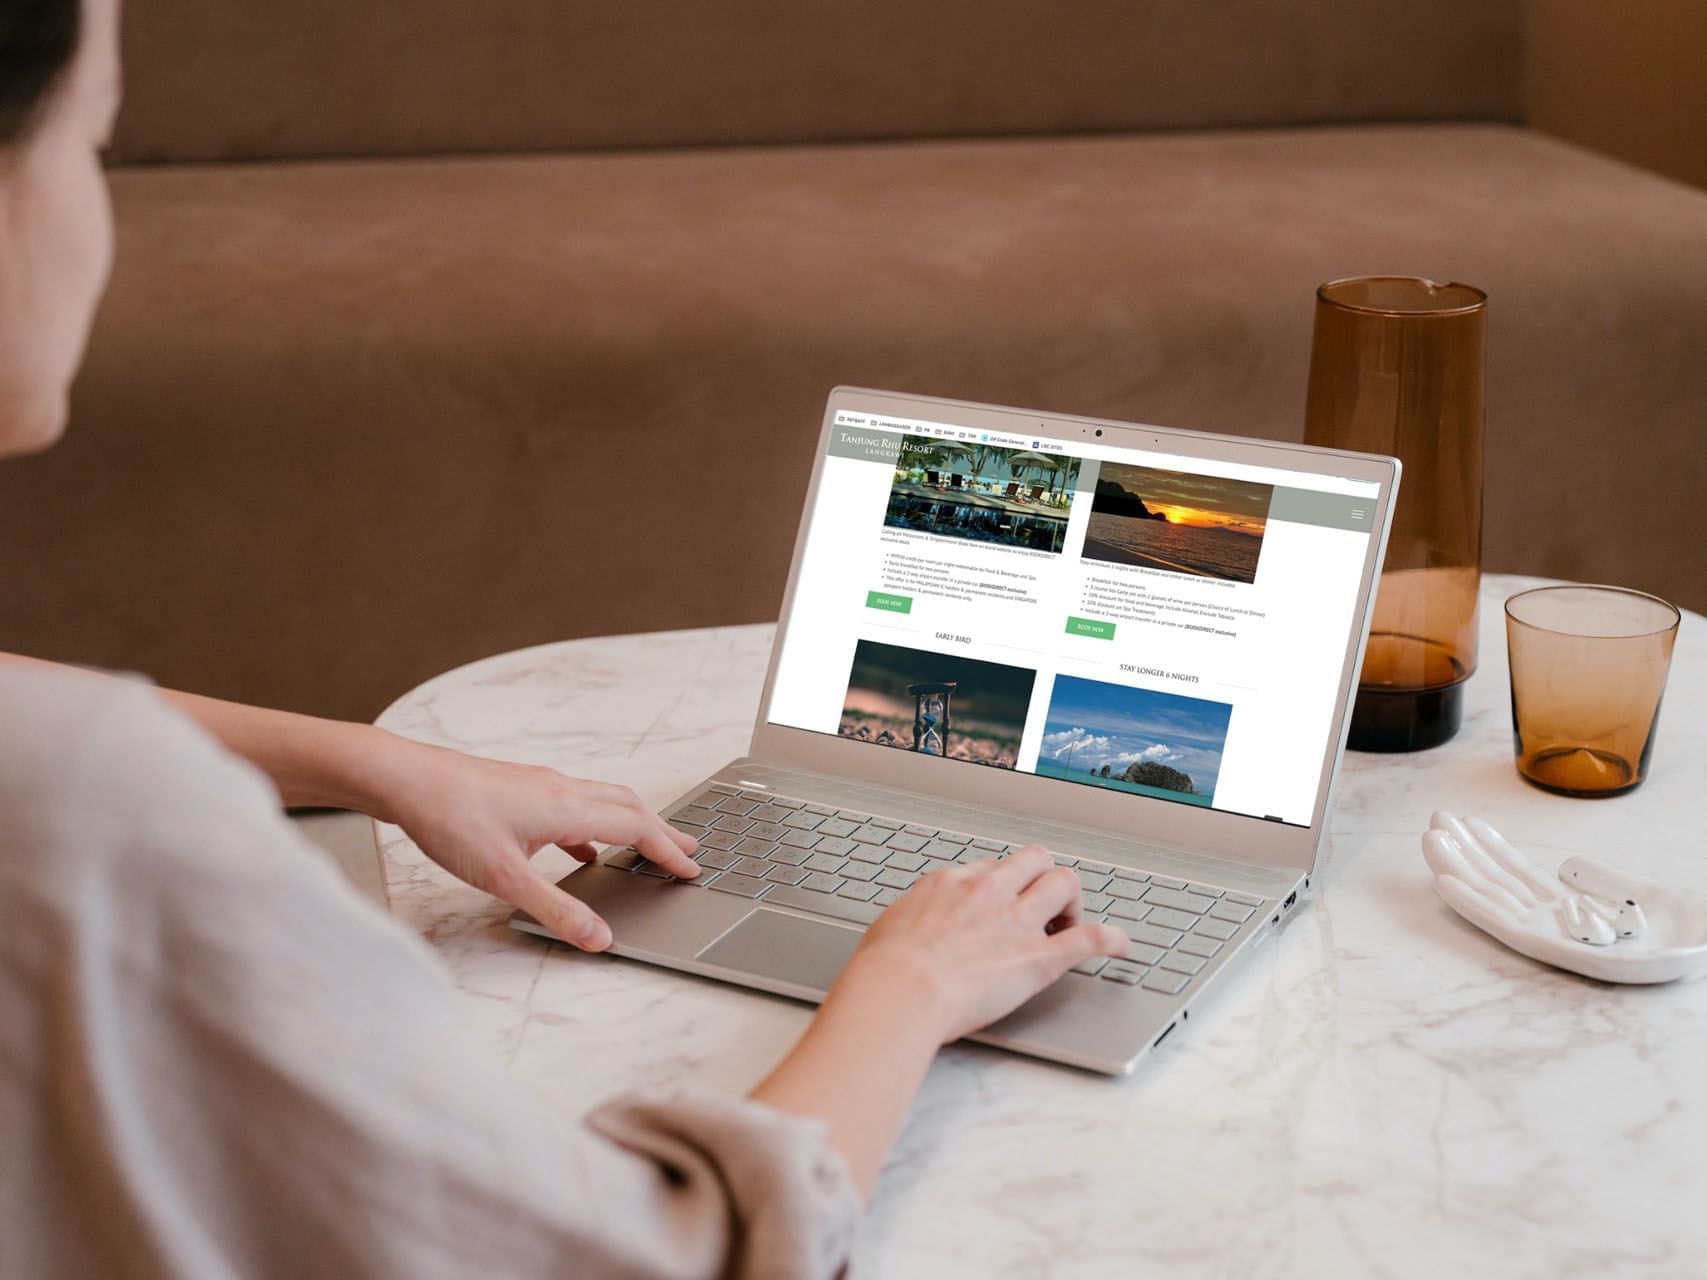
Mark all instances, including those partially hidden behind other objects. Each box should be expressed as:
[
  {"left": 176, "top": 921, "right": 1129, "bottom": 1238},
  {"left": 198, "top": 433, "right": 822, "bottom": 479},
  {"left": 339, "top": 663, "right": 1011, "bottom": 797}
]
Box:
[{"left": 512, "top": 387, "right": 1399, "bottom": 1074}]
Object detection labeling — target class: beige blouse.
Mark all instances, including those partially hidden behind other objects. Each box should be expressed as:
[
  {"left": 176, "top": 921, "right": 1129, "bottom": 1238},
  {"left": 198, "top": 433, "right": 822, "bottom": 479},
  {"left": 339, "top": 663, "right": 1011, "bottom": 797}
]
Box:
[{"left": 0, "top": 666, "right": 859, "bottom": 1278}]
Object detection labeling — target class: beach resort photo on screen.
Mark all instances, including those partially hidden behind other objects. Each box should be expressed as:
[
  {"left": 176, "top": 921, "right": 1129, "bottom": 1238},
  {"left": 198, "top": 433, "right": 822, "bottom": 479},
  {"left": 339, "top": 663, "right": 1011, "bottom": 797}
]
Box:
[
  {"left": 839, "top": 638, "right": 1036, "bottom": 769},
  {"left": 1083, "top": 462, "right": 1273, "bottom": 583},
  {"left": 1035, "top": 675, "right": 1234, "bottom": 806},
  {"left": 884, "top": 434, "right": 1082, "bottom": 554}
]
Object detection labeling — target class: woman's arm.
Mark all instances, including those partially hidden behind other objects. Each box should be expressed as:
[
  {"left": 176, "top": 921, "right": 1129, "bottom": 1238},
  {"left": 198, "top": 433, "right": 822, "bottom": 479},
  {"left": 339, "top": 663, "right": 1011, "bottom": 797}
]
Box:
[{"left": 0, "top": 652, "right": 701, "bottom": 949}]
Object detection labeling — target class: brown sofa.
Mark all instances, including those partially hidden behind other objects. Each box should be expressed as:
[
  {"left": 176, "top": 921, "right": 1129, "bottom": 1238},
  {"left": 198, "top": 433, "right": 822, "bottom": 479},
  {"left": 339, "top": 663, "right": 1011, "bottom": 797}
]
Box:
[{"left": 4, "top": 1, "right": 1704, "bottom": 720}]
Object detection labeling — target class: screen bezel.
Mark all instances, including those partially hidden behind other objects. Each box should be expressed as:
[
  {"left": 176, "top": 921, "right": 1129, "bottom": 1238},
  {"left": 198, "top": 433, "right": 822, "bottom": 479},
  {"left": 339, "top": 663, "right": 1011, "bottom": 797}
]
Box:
[{"left": 747, "top": 387, "right": 1399, "bottom": 876}]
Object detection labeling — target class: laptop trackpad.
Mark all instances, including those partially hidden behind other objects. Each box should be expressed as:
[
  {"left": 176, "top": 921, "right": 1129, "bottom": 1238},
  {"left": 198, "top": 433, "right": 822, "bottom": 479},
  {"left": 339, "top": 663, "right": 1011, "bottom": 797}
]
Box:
[{"left": 695, "top": 909, "right": 864, "bottom": 994}]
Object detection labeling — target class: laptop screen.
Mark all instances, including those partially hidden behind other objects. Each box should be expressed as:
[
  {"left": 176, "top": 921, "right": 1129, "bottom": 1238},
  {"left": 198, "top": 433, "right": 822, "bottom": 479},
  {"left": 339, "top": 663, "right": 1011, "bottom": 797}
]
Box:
[{"left": 765, "top": 406, "right": 1382, "bottom": 828}]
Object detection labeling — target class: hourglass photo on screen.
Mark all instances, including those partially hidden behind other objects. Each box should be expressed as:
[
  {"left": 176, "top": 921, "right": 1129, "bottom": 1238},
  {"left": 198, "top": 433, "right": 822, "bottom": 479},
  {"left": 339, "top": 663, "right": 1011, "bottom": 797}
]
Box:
[{"left": 837, "top": 639, "right": 1036, "bottom": 770}]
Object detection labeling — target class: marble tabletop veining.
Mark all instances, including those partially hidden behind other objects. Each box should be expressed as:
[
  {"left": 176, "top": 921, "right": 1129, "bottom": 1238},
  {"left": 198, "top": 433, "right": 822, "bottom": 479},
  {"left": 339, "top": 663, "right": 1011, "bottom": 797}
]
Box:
[{"left": 374, "top": 575, "right": 1707, "bottom": 1279}]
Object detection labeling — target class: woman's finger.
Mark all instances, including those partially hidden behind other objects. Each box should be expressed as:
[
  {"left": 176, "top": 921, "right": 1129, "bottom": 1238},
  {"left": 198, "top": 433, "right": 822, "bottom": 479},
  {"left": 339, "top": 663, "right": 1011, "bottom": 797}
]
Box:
[
  {"left": 986, "top": 844, "right": 1055, "bottom": 894},
  {"left": 1017, "top": 865, "right": 1084, "bottom": 930},
  {"left": 589, "top": 802, "right": 701, "bottom": 877},
  {"left": 501, "top": 863, "right": 613, "bottom": 951},
  {"left": 556, "top": 841, "right": 600, "bottom": 864},
  {"left": 1044, "top": 919, "right": 1130, "bottom": 972}
]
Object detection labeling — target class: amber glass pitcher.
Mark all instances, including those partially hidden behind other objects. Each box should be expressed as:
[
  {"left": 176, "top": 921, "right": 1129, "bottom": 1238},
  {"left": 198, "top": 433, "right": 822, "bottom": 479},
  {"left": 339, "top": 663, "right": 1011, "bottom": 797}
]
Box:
[{"left": 1304, "top": 276, "right": 1485, "bottom": 751}]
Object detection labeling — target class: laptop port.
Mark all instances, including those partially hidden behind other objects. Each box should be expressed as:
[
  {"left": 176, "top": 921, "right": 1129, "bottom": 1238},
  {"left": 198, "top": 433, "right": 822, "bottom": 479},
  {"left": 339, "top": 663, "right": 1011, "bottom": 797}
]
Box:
[
  {"left": 1153, "top": 1021, "right": 1177, "bottom": 1048},
  {"left": 1283, "top": 892, "right": 1298, "bottom": 909}
]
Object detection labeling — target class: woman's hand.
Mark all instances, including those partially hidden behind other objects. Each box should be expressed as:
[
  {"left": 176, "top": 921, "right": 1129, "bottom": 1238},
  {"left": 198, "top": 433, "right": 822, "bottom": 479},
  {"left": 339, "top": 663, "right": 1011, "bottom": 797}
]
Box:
[
  {"left": 837, "top": 845, "right": 1131, "bottom": 1042},
  {"left": 751, "top": 845, "right": 1130, "bottom": 1194},
  {"left": 377, "top": 741, "right": 700, "bottom": 951}
]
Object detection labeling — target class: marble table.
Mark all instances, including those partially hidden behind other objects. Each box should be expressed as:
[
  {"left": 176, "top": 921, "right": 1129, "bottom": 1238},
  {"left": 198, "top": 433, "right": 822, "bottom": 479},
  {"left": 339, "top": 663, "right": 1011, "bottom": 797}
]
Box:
[{"left": 374, "top": 574, "right": 1707, "bottom": 1278}]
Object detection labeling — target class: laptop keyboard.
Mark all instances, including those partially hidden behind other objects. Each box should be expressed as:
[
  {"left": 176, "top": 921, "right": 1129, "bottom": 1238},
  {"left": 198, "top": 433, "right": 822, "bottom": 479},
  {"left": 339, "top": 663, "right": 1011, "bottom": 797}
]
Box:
[{"left": 601, "top": 784, "right": 1271, "bottom": 999}]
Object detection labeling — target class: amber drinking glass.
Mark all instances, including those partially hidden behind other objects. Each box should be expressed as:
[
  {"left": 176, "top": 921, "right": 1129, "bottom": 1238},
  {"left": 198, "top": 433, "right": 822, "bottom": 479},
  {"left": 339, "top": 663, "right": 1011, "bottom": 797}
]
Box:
[
  {"left": 1304, "top": 276, "right": 1486, "bottom": 751},
  {"left": 1506, "top": 585, "right": 1680, "bottom": 797}
]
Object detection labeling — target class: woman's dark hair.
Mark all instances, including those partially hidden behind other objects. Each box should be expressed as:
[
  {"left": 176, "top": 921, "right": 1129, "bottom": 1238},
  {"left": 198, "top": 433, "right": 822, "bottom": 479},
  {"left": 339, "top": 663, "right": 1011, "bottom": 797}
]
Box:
[{"left": 0, "top": 0, "right": 80, "bottom": 146}]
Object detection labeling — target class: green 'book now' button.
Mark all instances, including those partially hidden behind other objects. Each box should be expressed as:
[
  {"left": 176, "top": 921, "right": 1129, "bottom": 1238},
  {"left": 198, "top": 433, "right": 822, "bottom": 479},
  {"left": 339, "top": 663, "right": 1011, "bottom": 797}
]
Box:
[
  {"left": 866, "top": 591, "right": 913, "bottom": 614},
  {"left": 1065, "top": 615, "right": 1117, "bottom": 640}
]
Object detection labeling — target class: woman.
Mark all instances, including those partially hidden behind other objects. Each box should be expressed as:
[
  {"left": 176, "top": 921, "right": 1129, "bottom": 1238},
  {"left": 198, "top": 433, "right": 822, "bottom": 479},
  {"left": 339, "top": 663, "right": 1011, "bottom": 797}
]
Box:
[{"left": 0, "top": 3, "right": 1127, "bottom": 1276}]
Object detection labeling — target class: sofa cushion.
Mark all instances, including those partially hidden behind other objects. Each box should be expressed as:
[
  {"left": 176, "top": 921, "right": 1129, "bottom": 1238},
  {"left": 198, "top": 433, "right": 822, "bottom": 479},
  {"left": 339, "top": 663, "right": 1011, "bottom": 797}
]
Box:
[
  {"left": 7, "top": 123, "right": 1702, "bottom": 717},
  {"left": 110, "top": 0, "right": 1520, "bottom": 164}
]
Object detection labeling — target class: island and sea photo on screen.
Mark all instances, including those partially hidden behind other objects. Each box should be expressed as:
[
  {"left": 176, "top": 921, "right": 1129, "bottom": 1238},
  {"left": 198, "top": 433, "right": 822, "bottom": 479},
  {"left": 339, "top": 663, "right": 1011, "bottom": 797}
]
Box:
[
  {"left": 838, "top": 639, "right": 1036, "bottom": 769},
  {"left": 883, "top": 434, "right": 1083, "bottom": 553},
  {"left": 1036, "top": 675, "right": 1234, "bottom": 806},
  {"left": 1083, "top": 462, "right": 1273, "bottom": 583}
]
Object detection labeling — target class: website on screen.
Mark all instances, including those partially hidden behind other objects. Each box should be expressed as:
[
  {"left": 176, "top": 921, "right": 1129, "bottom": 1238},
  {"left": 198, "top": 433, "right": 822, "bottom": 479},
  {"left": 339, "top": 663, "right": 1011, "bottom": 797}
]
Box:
[{"left": 765, "top": 410, "right": 1381, "bottom": 826}]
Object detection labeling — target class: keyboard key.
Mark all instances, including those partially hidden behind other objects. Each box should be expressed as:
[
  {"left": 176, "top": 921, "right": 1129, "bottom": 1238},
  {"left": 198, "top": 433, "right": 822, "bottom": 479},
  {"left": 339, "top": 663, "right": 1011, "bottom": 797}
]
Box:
[
  {"left": 903, "top": 823, "right": 938, "bottom": 837},
  {"left": 709, "top": 873, "right": 771, "bottom": 899},
  {"left": 742, "top": 821, "right": 788, "bottom": 843},
  {"left": 868, "top": 816, "right": 904, "bottom": 830},
  {"left": 851, "top": 825, "right": 891, "bottom": 845},
  {"left": 1082, "top": 893, "right": 1113, "bottom": 913},
  {"left": 884, "top": 833, "right": 929, "bottom": 854},
  {"left": 677, "top": 805, "right": 719, "bottom": 827},
  {"left": 1159, "top": 953, "right": 1206, "bottom": 976},
  {"left": 726, "top": 856, "right": 771, "bottom": 878},
  {"left": 1146, "top": 906, "right": 1199, "bottom": 932},
  {"left": 636, "top": 862, "right": 672, "bottom": 879},
  {"left": 1078, "top": 859, "right": 1113, "bottom": 875},
  {"left": 709, "top": 782, "right": 740, "bottom": 795},
  {"left": 763, "top": 864, "right": 808, "bottom": 885},
  {"left": 875, "top": 867, "right": 918, "bottom": 891},
  {"left": 1226, "top": 890, "right": 1263, "bottom": 907},
  {"left": 837, "top": 881, "right": 881, "bottom": 902},
  {"left": 781, "top": 811, "right": 824, "bottom": 831},
  {"left": 815, "top": 818, "right": 858, "bottom": 839},
  {"left": 1075, "top": 870, "right": 1112, "bottom": 892},
  {"left": 679, "top": 870, "right": 719, "bottom": 888},
  {"left": 1195, "top": 918, "right": 1239, "bottom": 941},
  {"left": 1051, "top": 853, "right": 1079, "bottom": 867},
  {"left": 811, "top": 837, "right": 857, "bottom": 858},
  {"left": 737, "top": 789, "right": 771, "bottom": 801},
  {"left": 920, "top": 840, "right": 962, "bottom": 860},
  {"left": 698, "top": 850, "right": 739, "bottom": 871},
  {"left": 711, "top": 814, "right": 754, "bottom": 835},
  {"left": 1141, "top": 970, "right": 1190, "bottom": 996},
  {"left": 731, "top": 837, "right": 779, "bottom": 859},
  {"left": 848, "top": 844, "right": 890, "bottom": 866},
  {"left": 713, "top": 796, "right": 760, "bottom": 816},
  {"left": 886, "top": 850, "right": 927, "bottom": 873},
  {"left": 605, "top": 849, "right": 644, "bottom": 870},
  {"left": 1106, "top": 879, "right": 1147, "bottom": 902},
  {"left": 1108, "top": 900, "right": 1151, "bottom": 923},
  {"left": 779, "top": 829, "right": 821, "bottom": 850},
  {"left": 752, "top": 804, "right": 796, "bottom": 824},
  {"left": 937, "top": 831, "right": 972, "bottom": 845},
  {"left": 766, "top": 883, "right": 882, "bottom": 924},
  {"left": 804, "top": 852, "right": 848, "bottom": 875},
  {"left": 698, "top": 830, "right": 741, "bottom": 852},
  {"left": 1071, "top": 956, "right": 1109, "bottom": 976},
  {"left": 1144, "top": 887, "right": 1214, "bottom": 915},
  {"left": 834, "top": 810, "right": 872, "bottom": 825},
  {"left": 1116, "top": 921, "right": 1184, "bottom": 949},
  {"left": 1177, "top": 935, "right": 1224, "bottom": 959},
  {"left": 805, "top": 803, "right": 838, "bottom": 816},
  {"left": 1100, "top": 962, "right": 1145, "bottom": 985},
  {"left": 1209, "top": 901, "right": 1256, "bottom": 925},
  {"left": 873, "top": 887, "right": 904, "bottom": 907},
  {"left": 958, "top": 848, "right": 1000, "bottom": 863},
  {"left": 800, "top": 871, "right": 846, "bottom": 894},
  {"left": 1124, "top": 942, "right": 1167, "bottom": 966},
  {"left": 1185, "top": 882, "right": 1224, "bottom": 899},
  {"left": 768, "top": 845, "right": 810, "bottom": 867},
  {"left": 769, "top": 796, "right": 805, "bottom": 810},
  {"left": 1111, "top": 867, "right": 1151, "bottom": 884},
  {"left": 1152, "top": 875, "right": 1189, "bottom": 891},
  {"left": 972, "top": 838, "right": 1006, "bottom": 852},
  {"left": 840, "top": 861, "right": 880, "bottom": 882}
]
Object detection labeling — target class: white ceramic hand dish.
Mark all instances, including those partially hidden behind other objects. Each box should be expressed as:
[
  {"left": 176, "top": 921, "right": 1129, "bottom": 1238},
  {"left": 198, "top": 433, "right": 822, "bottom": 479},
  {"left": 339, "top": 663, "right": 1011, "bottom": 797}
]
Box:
[{"left": 1422, "top": 811, "right": 1707, "bottom": 984}]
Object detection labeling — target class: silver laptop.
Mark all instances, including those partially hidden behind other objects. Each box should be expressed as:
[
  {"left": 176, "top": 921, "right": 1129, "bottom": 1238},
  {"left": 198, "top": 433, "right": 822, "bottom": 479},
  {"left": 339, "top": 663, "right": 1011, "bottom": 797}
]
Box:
[{"left": 512, "top": 388, "right": 1399, "bottom": 1074}]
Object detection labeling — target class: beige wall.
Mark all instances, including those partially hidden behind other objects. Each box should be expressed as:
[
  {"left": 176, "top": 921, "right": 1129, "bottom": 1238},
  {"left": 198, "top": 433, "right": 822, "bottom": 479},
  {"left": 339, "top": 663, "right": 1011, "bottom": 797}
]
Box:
[{"left": 1527, "top": 0, "right": 1707, "bottom": 190}]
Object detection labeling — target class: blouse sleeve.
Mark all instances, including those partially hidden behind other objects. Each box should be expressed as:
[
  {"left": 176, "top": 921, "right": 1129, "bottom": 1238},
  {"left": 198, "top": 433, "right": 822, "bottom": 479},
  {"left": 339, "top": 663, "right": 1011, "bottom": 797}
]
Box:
[{"left": 0, "top": 667, "right": 860, "bottom": 1280}]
